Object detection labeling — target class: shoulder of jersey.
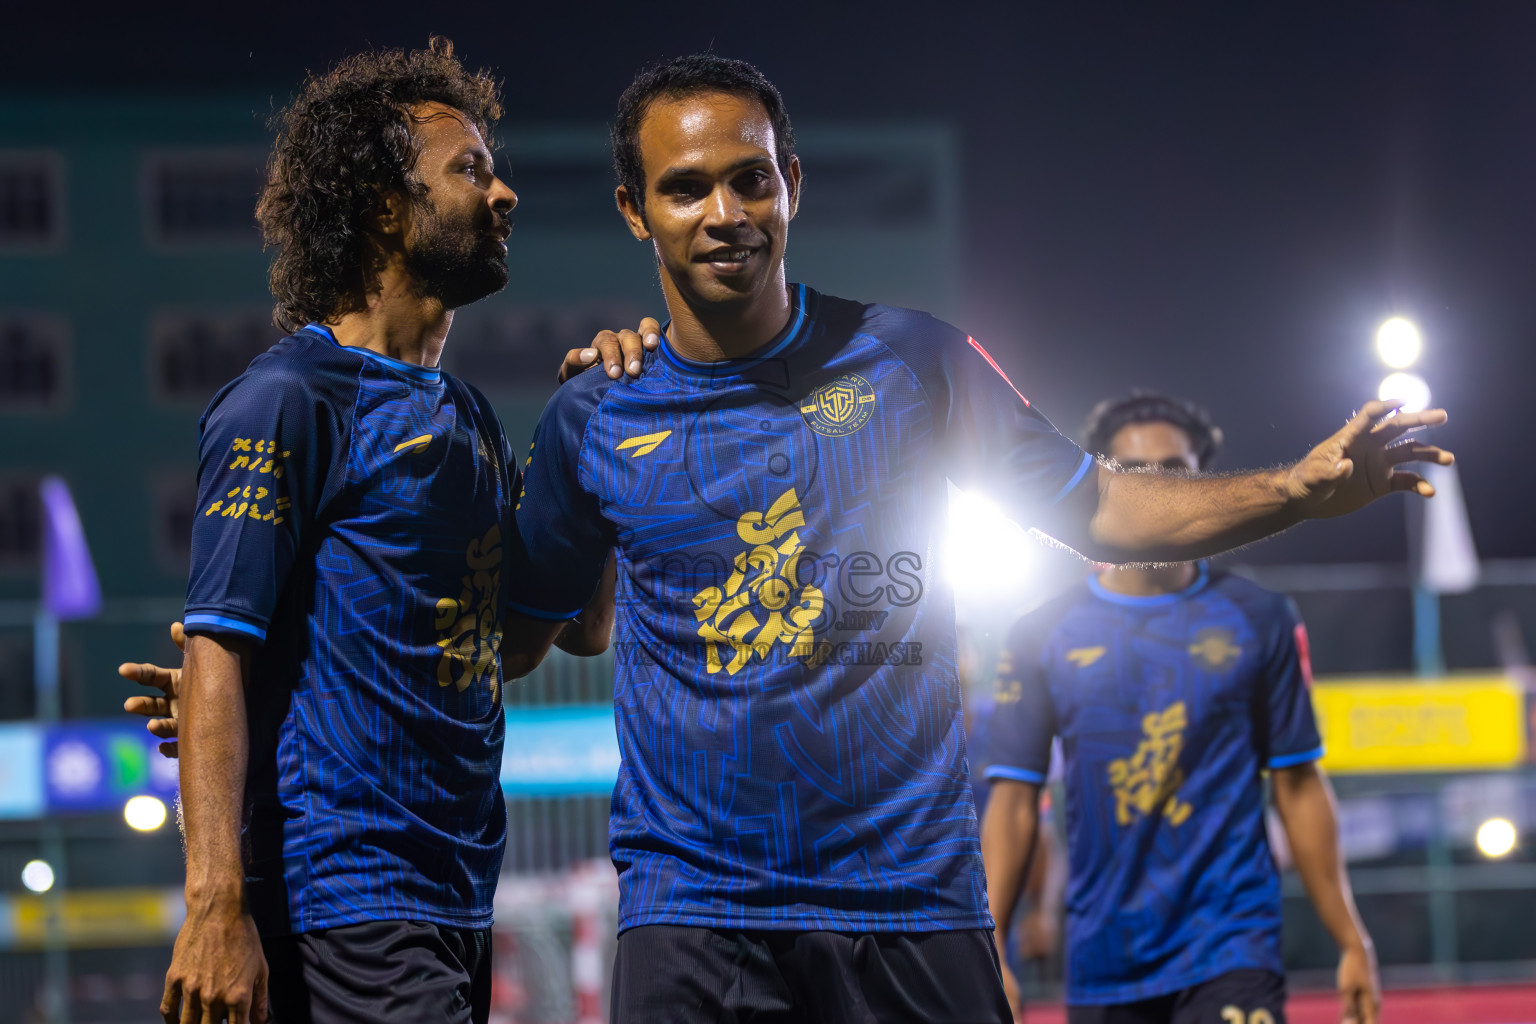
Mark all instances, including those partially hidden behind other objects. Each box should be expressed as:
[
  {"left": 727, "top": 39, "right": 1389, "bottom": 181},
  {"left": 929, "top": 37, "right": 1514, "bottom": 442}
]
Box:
[
  {"left": 1208, "top": 568, "right": 1293, "bottom": 618},
  {"left": 1008, "top": 581, "right": 1094, "bottom": 641},
  {"left": 847, "top": 297, "right": 965, "bottom": 347}
]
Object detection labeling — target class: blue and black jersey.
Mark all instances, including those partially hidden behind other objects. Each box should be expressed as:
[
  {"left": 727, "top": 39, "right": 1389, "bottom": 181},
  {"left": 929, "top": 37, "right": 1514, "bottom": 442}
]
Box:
[
  {"left": 506, "top": 284, "right": 1095, "bottom": 933},
  {"left": 183, "top": 324, "right": 512, "bottom": 935},
  {"left": 984, "top": 565, "right": 1323, "bottom": 1004}
]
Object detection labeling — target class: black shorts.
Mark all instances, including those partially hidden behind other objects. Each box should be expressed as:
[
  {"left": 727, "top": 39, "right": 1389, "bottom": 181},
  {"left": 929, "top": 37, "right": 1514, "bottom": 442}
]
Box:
[
  {"left": 261, "top": 920, "right": 491, "bottom": 1024},
  {"left": 1067, "top": 969, "right": 1286, "bottom": 1024},
  {"left": 610, "top": 924, "right": 1012, "bottom": 1024}
]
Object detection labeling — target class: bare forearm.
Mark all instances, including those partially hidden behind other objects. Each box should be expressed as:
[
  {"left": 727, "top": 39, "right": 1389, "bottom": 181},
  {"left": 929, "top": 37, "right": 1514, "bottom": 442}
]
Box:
[
  {"left": 179, "top": 635, "right": 251, "bottom": 908},
  {"left": 555, "top": 551, "right": 617, "bottom": 657},
  {"left": 981, "top": 782, "right": 1041, "bottom": 944},
  {"left": 1077, "top": 465, "right": 1303, "bottom": 563},
  {"left": 1273, "top": 764, "right": 1371, "bottom": 952}
]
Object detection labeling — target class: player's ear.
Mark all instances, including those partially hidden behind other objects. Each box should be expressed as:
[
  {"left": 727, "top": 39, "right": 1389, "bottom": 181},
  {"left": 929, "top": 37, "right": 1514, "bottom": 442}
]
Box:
[
  {"left": 371, "top": 190, "right": 409, "bottom": 239},
  {"left": 786, "top": 155, "right": 802, "bottom": 221},
  {"left": 615, "top": 185, "right": 652, "bottom": 242}
]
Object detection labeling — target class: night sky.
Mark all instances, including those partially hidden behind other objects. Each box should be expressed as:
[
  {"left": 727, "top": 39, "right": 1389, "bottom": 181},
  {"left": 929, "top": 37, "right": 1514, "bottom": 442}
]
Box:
[{"left": 10, "top": 1, "right": 1533, "bottom": 563}]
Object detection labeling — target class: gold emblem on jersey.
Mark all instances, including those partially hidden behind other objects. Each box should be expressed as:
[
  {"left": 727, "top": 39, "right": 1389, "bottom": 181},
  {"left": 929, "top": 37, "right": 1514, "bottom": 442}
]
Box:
[
  {"left": 434, "top": 524, "right": 503, "bottom": 701},
  {"left": 615, "top": 429, "right": 673, "bottom": 458},
  {"left": 1067, "top": 646, "right": 1107, "bottom": 668},
  {"left": 1188, "top": 628, "right": 1241, "bottom": 670},
  {"left": 1108, "top": 701, "right": 1193, "bottom": 827},
  {"left": 691, "top": 488, "right": 827, "bottom": 675},
  {"left": 800, "top": 374, "right": 876, "bottom": 437}
]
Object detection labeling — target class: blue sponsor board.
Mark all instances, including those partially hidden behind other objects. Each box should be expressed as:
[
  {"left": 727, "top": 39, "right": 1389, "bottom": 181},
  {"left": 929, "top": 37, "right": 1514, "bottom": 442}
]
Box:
[
  {"left": 0, "top": 725, "right": 45, "bottom": 820},
  {"left": 500, "top": 705, "right": 620, "bottom": 796},
  {"left": 43, "top": 724, "right": 179, "bottom": 814}
]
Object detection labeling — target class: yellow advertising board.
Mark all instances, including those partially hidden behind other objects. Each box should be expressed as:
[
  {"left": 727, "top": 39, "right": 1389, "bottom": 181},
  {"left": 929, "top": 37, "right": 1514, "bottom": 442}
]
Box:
[
  {"left": 1312, "top": 675, "right": 1527, "bottom": 773},
  {"left": 9, "top": 887, "right": 180, "bottom": 949}
]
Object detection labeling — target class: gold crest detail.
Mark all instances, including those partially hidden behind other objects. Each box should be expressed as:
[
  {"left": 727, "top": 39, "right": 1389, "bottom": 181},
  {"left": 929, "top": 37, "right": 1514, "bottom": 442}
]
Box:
[
  {"left": 1188, "top": 629, "right": 1241, "bottom": 670},
  {"left": 799, "top": 374, "right": 876, "bottom": 437}
]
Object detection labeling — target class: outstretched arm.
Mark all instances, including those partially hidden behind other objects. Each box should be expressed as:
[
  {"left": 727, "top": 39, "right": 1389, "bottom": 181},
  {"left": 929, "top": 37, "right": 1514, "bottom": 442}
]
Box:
[
  {"left": 1272, "top": 762, "right": 1379, "bottom": 1024},
  {"left": 1055, "top": 400, "right": 1451, "bottom": 563},
  {"left": 981, "top": 779, "right": 1042, "bottom": 1020}
]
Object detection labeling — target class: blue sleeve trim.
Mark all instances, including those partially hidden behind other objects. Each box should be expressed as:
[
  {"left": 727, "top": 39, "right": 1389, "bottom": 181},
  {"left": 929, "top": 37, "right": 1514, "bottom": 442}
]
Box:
[
  {"left": 504, "top": 599, "right": 581, "bottom": 623},
  {"left": 983, "top": 765, "right": 1047, "bottom": 785},
  {"left": 1051, "top": 451, "right": 1096, "bottom": 504},
  {"left": 1269, "top": 745, "right": 1325, "bottom": 769},
  {"left": 183, "top": 613, "right": 268, "bottom": 643}
]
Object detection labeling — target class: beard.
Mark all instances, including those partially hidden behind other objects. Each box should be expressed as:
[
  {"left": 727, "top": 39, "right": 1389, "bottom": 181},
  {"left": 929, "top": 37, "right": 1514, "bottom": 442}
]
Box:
[{"left": 404, "top": 197, "right": 510, "bottom": 310}]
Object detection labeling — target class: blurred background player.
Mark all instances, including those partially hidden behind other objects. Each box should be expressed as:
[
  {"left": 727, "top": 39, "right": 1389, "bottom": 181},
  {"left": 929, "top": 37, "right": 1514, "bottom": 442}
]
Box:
[
  {"left": 503, "top": 55, "right": 1444, "bottom": 1024},
  {"left": 981, "top": 392, "right": 1380, "bottom": 1024}
]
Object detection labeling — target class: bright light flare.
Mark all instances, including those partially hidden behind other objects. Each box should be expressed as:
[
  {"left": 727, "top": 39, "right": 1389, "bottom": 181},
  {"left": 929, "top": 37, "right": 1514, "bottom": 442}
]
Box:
[
  {"left": 946, "top": 488, "right": 1034, "bottom": 604},
  {"left": 21, "top": 860, "right": 54, "bottom": 893},
  {"left": 1375, "top": 318, "right": 1422, "bottom": 369},
  {"left": 124, "top": 795, "right": 168, "bottom": 832},
  {"left": 1476, "top": 817, "right": 1517, "bottom": 859},
  {"left": 1378, "top": 372, "right": 1431, "bottom": 414}
]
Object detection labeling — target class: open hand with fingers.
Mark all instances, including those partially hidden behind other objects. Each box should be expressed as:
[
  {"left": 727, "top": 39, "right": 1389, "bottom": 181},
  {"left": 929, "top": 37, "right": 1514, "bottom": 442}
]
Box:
[
  {"left": 557, "top": 317, "right": 662, "bottom": 383},
  {"left": 1283, "top": 399, "right": 1453, "bottom": 518},
  {"left": 121, "top": 622, "right": 184, "bottom": 758}
]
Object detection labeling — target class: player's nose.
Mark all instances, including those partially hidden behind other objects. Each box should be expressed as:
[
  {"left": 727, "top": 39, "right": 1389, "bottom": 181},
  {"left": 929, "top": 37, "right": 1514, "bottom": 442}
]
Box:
[
  {"left": 702, "top": 183, "right": 745, "bottom": 227},
  {"left": 489, "top": 176, "right": 517, "bottom": 213}
]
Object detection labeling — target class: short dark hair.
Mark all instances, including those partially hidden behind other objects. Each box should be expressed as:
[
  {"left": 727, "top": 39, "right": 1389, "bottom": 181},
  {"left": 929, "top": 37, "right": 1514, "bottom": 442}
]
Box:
[
  {"left": 611, "top": 53, "right": 795, "bottom": 212},
  {"left": 1084, "top": 391, "right": 1224, "bottom": 470},
  {"left": 256, "top": 37, "right": 502, "bottom": 332}
]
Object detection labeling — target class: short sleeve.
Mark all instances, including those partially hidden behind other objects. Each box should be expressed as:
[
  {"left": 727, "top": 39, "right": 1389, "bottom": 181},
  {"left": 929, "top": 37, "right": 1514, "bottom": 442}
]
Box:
[
  {"left": 183, "top": 362, "right": 347, "bottom": 644},
  {"left": 879, "top": 313, "right": 1094, "bottom": 535},
  {"left": 982, "top": 613, "right": 1057, "bottom": 786},
  {"left": 503, "top": 382, "right": 615, "bottom": 620},
  {"left": 1256, "top": 598, "right": 1324, "bottom": 769}
]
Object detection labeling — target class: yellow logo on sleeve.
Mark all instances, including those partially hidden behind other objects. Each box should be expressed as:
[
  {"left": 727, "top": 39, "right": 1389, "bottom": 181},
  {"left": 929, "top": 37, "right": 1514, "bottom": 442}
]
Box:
[
  {"left": 615, "top": 430, "right": 673, "bottom": 458},
  {"left": 1107, "top": 702, "right": 1193, "bottom": 827},
  {"left": 691, "top": 488, "right": 827, "bottom": 675},
  {"left": 394, "top": 434, "right": 434, "bottom": 455}
]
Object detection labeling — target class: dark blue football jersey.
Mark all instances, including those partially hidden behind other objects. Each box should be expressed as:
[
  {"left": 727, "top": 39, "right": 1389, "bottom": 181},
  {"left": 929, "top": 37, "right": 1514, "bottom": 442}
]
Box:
[
  {"left": 183, "top": 325, "right": 512, "bottom": 935},
  {"left": 983, "top": 565, "right": 1323, "bottom": 1004},
  {"left": 506, "top": 285, "right": 1095, "bottom": 932}
]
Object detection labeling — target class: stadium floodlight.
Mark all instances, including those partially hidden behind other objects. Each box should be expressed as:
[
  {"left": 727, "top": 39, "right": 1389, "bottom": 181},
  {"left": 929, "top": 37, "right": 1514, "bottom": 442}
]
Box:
[
  {"left": 21, "top": 859, "right": 55, "bottom": 893},
  {"left": 124, "top": 794, "right": 168, "bottom": 832},
  {"left": 1377, "top": 372, "right": 1431, "bottom": 414},
  {"left": 946, "top": 487, "right": 1034, "bottom": 605},
  {"left": 1475, "top": 817, "right": 1517, "bottom": 859},
  {"left": 1375, "top": 318, "right": 1422, "bottom": 369}
]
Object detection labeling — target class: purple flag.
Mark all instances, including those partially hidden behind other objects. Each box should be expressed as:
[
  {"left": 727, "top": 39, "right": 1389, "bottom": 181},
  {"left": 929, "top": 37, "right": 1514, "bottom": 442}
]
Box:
[{"left": 40, "top": 475, "right": 101, "bottom": 621}]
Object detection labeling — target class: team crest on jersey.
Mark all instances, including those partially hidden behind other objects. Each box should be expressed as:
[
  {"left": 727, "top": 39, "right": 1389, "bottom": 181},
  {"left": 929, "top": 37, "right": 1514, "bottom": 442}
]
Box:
[
  {"left": 1107, "top": 701, "right": 1193, "bottom": 827},
  {"left": 799, "top": 373, "right": 876, "bottom": 437},
  {"left": 1188, "top": 628, "right": 1241, "bottom": 670},
  {"left": 434, "top": 523, "right": 503, "bottom": 701},
  {"left": 691, "top": 488, "right": 827, "bottom": 675}
]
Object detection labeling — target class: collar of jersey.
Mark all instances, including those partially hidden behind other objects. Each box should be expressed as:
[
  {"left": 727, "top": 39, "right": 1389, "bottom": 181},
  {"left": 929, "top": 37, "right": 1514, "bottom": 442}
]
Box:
[
  {"left": 301, "top": 324, "right": 442, "bottom": 384},
  {"left": 1088, "top": 561, "right": 1211, "bottom": 606},
  {"left": 658, "top": 283, "right": 813, "bottom": 379}
]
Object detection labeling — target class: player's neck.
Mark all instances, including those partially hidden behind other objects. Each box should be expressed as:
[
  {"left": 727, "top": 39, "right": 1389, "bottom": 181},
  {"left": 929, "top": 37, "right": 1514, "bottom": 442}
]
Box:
[
  {"left": 1096, "top": 562, "right": 1199, "bottom": 597},
  {"left": 326, "top": 267, "right": 452, "bottom": 369},
  {"left": 660, "top": 268, "right": 793, "bottom": 363}
]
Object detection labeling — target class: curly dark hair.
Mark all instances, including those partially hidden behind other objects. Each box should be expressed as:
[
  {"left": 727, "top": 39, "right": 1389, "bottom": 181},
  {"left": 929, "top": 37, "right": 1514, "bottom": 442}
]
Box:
[
  {"left": 1084, "top": 391, "right": 1225, "bottom": 470},
  {"left": 612, "top": 53, "right": 795, "bottom": 217},
  {"left": 256, "top": 37, "right": 503, "bottom": 332}
]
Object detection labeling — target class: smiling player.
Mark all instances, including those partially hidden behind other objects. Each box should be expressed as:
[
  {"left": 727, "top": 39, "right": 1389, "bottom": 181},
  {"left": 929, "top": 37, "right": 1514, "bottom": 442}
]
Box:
[{"left": 500, "top": 55, "right": 1448, "bottom": 1023}]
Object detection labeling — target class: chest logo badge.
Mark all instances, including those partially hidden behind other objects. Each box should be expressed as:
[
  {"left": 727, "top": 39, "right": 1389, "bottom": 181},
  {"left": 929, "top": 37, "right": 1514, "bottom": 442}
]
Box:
[
  {"left": 394, "top": 434, "right": 433, "bottom": 455},
  {"left": 616, "top": 429, "right": 673, "bottom": 458},
  {"left": 1188, "top": 628, "right": 1241, "bottom": 670},
  {"left": 1108, "top": 701, "right": 1192, "bottom": 827},
  {"left": 800, "top": 373, "right": 876, "bottom": 437},
  {"left": 1066, "top": 646, "right": 1106, "bottom": 668}
]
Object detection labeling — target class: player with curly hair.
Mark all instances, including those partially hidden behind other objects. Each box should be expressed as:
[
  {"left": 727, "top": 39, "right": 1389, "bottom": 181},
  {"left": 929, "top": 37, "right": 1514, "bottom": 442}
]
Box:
[{"left": 149, "top": 38, "right": 650, "bottom": 1024}]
